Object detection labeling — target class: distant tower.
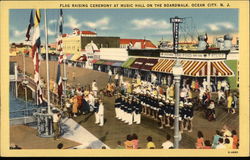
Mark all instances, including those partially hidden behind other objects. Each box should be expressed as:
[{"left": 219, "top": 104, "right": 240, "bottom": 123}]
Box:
[
  {"left": 224, "top": 34, "right": 233, "bottom": 50},
  {"left": 198, "top": 35, "right": 207, "bottom": 50}
]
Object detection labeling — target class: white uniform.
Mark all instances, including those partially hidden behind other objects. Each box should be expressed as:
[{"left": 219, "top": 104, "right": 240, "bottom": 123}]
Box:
[{"left": 98, "top": 103, "right": 104, "bottom": 126}]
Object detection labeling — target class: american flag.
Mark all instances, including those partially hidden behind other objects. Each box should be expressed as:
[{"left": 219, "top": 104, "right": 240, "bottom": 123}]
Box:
[
  {"left": 27, "top": 9, "right": 43, "bottom": 105},
  {"left": 56, "top": 9, "right": 63, "bottom": 100},
  {"left": 57, "top": 9, "right": 64, "bottom": 64}
]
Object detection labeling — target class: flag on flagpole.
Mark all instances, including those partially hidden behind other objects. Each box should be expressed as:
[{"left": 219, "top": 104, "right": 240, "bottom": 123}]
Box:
[
  {"left": 57, "top": 9, "right": 64, "bottom": 64},
  {"left": 30, "top": 9, "right": 43, "bottom": 105},
  {"left": 56, "top": 64, "right": 63, "bottom": 99},
  {"left": 26, "top": 10, "right": 34, "bottom": 41}
]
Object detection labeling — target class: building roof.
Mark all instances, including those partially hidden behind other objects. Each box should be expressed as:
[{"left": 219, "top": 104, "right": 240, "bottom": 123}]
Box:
[
  {"left": 81, "top": 31, "right": 96, "bottom": 35},
  {"left": 120, "top": 39, "right": 157, "bottom": 48}
]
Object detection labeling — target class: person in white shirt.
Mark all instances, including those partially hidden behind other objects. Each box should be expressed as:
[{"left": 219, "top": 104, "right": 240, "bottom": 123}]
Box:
[
  {"left": 108, "top": 69, "right": 112, "bottom": 83},
  {"left": 202, "top": 79, "right": 208, "bottom": 90},
  {"left": 52, "top": 109, "right": 61, "bottom": 140},
  {"left": 114, "top": 73, "right": 119, "bottom": 86},
  {"left": 162, "top": 134, "right": 174, "bottom": 149},
  {"left": 88, "top": 92, "right": 95, "bottom": 111},
  {"left": 216, "top": 138, "right": 226, "bottom": 149},
  {"left": 92, "top": 80, "right": 98, "bottom": 97},
  {"left": 98, "top": 99, "right": 104, "bottom": 126}
]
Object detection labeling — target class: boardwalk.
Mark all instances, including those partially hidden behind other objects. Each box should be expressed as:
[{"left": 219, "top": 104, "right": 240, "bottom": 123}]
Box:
[{"left": 10, "top": 56, "right": 239, "bottom": 149}]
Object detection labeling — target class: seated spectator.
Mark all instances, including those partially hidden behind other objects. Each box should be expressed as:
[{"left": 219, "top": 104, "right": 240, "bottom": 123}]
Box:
[
  {"left": 232, "top": 130, "right": 239, "bottom": 149},
  {"left": 216, "top": 138, "right": 226, "bottom": 149},
  {"left": 161, "top": 134, "right": 174, "bottom": 149},
  {"left": 196, "top": 131, "right": 204, "bottom": 149},
  {"left": 124, "top": 135, "right": 134, "bottom": 149},
  {"left": 10, "top": 143, "right": 22, "bottom": 149},
  {"left": 221, "top": 125, "right": 232, "bottom": 137},
  {"left": 132, "top": 133, "right": 139, "bottom": 149},
  {"left": 212, "top": 130, "right": 221, "bottom": 149},
  {"left": 57, "top": 143, "right": 63, "bottom": 149},
  {"left": 224, "top": 138, "right": 232, "bottom": 149},
  {"left": 203, "top": 140, "right": 212, "bottom": 149},
  {"left": 116, "top": 141, "right": 124, "bottom": 149},
  {"left": 101, "top": 146, "right": 106, "bottom": 149},
  {"left": 146, "top": 136, "right": 156, "bottom": 149}
]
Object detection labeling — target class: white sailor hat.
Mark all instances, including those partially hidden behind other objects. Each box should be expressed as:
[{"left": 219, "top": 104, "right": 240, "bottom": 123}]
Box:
[
  {"left": 159, "top": 102, "right": 164, "bottom": 106},
  {"left": 170, "top": 100, "right": 175, "bottom": 104},
  {"left": 188, "top": 102, "right": 193, "bottom": 106},
  {"left": 184, "top": 102, "right": 188, "bottom": 106},
  {"left": 165, "top": 99, "right": 170, "bottom": 103},
  {"left": 179, "top": 101, "right": 184, "bottom": 107}
]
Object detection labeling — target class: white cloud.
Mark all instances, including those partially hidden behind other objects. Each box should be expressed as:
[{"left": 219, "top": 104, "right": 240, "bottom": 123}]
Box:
[
  {"left": 48, "top": 28, "right": 56, "bottom": 36},
  {"left": 84, "top": 17, "right": 111, "bottom": 30},
  {"left": 206, "top": 22, "right": 234, "bottom": 31},
  {"left": 13, "top": 29, "right": 26, "bottom": 37},
  {"left": 49, "top": 19, "right": 57, "bottom": 25},
  {"left": 154, "top": 30, "right": 172, "bottom": 35},
  {"left": 64, "top": 16, "right": 82, "bottom": 29},
  {"left": 131, "top": 18, "right": 170, "bottom": 30}
]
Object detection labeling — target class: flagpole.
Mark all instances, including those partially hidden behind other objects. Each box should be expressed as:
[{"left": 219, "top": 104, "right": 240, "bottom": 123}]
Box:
[{"left": 44, "top": 9, "right": 51, "bottom": 114}]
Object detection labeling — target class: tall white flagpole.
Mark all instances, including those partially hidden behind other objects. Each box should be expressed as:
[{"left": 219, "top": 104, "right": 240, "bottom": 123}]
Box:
[{"left": 44, "top": 9, "right": 51, "bottom": 114}]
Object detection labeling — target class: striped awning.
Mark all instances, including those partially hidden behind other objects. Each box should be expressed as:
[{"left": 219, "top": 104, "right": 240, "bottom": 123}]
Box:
[
  {"left": 152, "top": 59, "right": 234, "bottom": 77},
  {"left": 121, "top": 57, "right": 136, "bottom": 68}
]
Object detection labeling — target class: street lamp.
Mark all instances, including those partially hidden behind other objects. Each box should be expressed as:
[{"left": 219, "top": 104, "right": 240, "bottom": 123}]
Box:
[{"left": 170, "top": 16, "right": 183, "bottom": 149}]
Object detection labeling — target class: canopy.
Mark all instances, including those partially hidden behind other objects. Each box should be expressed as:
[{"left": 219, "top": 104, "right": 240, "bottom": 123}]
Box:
[
  {"left": 112, "top": 61, "right": 124, "bottom": 67},
  {"left": 103, "top": 61, "right": 115, "bottom": 66},
  {"left": 121, "top": 57, "right": 136, "bottom": 68},
  {"left": 140, "top": 59, "right": 158, "bottom": 71},
  {"left": 91, "top": 59, "right": 99, "bottom": 64},
  {"left": 70, "top": 54, "right": 80, "bottom": 61},
  {"left": 94, "top": 60, "right": 105, "bottom": 65},
  {"left": 130, "top": 58, "right": 147, "bottom": 69},
  {"left": 76, "top": 55, "right": 87, "bottom": 62},
  {"left": 152, "top": 59, "right": 234, "bottom": 77},
  {"left": 66, "top": 54, "right": 74, "bottom": 60}
]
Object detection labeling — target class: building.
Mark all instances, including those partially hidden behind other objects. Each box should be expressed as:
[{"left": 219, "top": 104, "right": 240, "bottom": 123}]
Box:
[{"left": 120, "top": 39, "right": 156, "bottom": 49}]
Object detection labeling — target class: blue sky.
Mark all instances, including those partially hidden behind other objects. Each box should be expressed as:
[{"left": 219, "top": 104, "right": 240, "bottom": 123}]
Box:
[{"left": 9, "top": 9, "right": 238, "bottom": 45}]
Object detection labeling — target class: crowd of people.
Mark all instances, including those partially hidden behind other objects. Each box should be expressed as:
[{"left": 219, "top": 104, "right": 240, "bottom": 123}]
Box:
[
  {"left": 195, "top": 125, "right": 239, "bottom": 149},
  {"left": 48, "top": 69, "right": 239, "bottom": 148},
  {"left": 116, "top": 133, "right": 174, "bottom": 149}
]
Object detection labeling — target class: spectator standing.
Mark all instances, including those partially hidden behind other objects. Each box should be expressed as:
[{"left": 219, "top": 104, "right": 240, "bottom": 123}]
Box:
[
  {"left": 146, "top": 136, "right": 156, "bottom": 149},
  {"left": 196, "top": 131, "right": 204, "bottom": 149},
  {"left": 52, "top": 110, "right": 61, "bottom": 140},
  {"left": 108, "top": 69, "right": 112, "bottom": 83},
  {"left": 227, "top": 93, "right": 233, "bottom": 113},
  {"left": 232, "top": 93, "right": 238, "bottom": 114},
  {"left": 71, "top": 95, "right": 78, "bottom": 117},
  {"left": 114, "top": 73, "right": 119, "bottom": 86},
  {"left": 161, "top": 134, "right": 174, "bottom": 149},
  {"left": 98, "top": 99, "right": 104, "bottom": 126}
]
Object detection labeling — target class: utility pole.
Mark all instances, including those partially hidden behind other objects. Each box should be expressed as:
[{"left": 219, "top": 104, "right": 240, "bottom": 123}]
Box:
[{"left": 170, "top": 16, "right": 184, "bottom": 149}]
